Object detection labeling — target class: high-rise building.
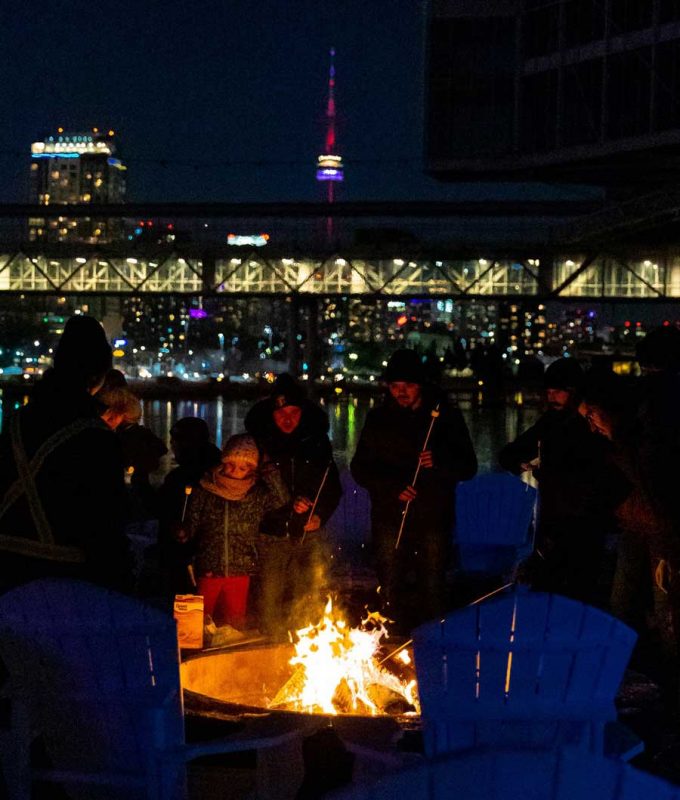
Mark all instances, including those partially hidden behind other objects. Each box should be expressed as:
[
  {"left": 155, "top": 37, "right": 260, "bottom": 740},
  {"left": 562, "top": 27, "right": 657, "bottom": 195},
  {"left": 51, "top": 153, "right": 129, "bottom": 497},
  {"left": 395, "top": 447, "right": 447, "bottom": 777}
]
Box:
[
  {"left": 29, "top": 128, "right": 127, "bottom": 243},
  {"left": 425, "top": 1, "right": 680, "bottom": 184}
]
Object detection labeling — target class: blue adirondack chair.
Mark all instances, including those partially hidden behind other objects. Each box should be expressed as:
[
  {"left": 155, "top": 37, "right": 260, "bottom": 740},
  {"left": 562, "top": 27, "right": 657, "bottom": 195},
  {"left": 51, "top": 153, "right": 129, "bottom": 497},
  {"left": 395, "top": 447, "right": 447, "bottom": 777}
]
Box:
[
  {"left": 455, "top": 472, "right": 537, "bottom": 576},
  {"left": 412, "top": 590, "right": 641, "bottom": 761},
  {"left": 325, "top": 468, "right": 372, "bottom": 556},
  {"left": 0, "top": 579, "right": 306, "bottom": 800},
  {"left": 328, "top": 747, "right": 680, "bottom": 800}
]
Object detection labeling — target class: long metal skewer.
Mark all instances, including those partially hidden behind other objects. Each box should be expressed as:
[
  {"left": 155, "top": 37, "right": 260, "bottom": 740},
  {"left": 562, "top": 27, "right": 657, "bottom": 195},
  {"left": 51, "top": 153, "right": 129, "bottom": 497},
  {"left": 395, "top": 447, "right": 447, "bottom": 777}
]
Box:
[
  {"left": 394, "top": 403, "right": 440, "bottom": 550},
  {"left": 377, "top": 580, "right": 515, "bottom": 666},
  {"left": 300, "top": 464, "right": 331, "bottom": 544},
  {"left": 180, "top": 485, "right": 197, "bottom": 588}
]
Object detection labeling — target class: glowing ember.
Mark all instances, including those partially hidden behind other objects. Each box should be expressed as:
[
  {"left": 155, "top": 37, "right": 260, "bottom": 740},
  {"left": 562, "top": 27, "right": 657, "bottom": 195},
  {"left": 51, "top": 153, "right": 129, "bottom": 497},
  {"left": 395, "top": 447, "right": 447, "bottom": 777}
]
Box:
[{"left": 269, "top": 597, "right": 419, "bottom": 716}]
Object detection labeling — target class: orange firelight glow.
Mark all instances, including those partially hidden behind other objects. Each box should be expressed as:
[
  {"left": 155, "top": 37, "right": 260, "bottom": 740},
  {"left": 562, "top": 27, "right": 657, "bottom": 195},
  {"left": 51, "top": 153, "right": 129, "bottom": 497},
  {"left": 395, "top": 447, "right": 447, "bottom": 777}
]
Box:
[{"left": 269, "top": 597, "right": 419, "bottom": 716}]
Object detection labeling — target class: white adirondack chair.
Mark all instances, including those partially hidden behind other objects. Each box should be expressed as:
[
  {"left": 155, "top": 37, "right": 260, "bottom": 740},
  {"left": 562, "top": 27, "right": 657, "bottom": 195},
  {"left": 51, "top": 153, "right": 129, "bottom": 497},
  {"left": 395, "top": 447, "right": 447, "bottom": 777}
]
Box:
[
  {"left": 0, "top": 579, "right": 305, "bottom": 800},
  {"left": 328, "top": 747, "right": 680, "bottom": 800},
  {"left": 412, "top": 590, "right": 641, "bottom": 760}
]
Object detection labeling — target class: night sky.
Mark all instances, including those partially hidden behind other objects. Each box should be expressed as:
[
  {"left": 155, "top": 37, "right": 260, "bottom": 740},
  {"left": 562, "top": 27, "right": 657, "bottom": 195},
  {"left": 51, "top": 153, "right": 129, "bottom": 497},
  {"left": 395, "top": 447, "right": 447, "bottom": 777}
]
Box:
[{"left": 1, "top": 0, "right": 595, "bottom": 205}]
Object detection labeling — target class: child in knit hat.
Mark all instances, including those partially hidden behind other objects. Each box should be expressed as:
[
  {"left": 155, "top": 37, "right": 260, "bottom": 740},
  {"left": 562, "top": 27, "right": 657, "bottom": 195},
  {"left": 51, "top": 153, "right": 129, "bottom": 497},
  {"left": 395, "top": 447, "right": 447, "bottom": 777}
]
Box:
[{"left": 183, "top": 434, "right": 288, "bottom": 630}]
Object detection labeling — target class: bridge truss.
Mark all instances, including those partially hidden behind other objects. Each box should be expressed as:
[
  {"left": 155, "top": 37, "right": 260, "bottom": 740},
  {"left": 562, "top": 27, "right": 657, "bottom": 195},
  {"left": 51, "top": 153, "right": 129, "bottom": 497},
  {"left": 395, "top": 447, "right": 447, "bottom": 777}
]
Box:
[{"left": 0, "top": 247, "right": 679, "bottom": 299}]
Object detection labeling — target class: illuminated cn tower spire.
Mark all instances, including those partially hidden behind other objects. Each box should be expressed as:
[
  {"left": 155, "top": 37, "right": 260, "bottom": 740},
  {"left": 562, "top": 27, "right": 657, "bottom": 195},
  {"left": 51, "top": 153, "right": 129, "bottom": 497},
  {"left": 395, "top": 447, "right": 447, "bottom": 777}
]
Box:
[{"left": 316, "top": 47, "right": 343, "bottom": 241}]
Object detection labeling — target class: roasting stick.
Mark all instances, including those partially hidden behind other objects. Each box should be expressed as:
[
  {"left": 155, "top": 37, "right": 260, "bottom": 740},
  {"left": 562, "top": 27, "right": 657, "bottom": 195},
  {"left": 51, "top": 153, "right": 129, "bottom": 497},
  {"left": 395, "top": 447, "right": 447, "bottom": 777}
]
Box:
[
  {"left": 394, "top": 403, "right": 441, "bottom": 550},
  {"left": 377, "top": 580, "right": 515, "bottom": 667},
  {"left": 300, "top": 464, "right": 331, "bottom": 545},
  {"left": 181, "top": 485, "right": 193, "bottom": 523},
  {"left": 180, "top": 485, "right": 197, "bottom": 588}
]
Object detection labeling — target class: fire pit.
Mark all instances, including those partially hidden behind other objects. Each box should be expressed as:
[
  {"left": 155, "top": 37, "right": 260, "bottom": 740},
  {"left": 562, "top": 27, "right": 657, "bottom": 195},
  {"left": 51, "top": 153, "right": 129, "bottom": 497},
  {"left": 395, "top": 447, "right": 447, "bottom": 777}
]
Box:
[
  {"left": 181, "top": 641, "right": 419, "bottom": 747},
  {"left": 180, "top": 601, "right": 420, "bottom": 747}
]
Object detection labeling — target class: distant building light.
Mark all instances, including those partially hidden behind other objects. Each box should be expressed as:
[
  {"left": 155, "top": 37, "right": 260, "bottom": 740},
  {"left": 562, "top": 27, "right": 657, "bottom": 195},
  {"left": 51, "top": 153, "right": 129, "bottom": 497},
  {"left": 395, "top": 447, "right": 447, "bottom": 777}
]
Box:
[
  {"left": 316, "top": 154, "right": 344, "bottom": 182},
  {"left": 227, "top": 233, "right": 270, "bottom": 247},
  {"left": 32, "top": 153, "right": 80, "bottom": 159},
  {"left": 189, "top": 308, "right": 208, "bottom": 320}
]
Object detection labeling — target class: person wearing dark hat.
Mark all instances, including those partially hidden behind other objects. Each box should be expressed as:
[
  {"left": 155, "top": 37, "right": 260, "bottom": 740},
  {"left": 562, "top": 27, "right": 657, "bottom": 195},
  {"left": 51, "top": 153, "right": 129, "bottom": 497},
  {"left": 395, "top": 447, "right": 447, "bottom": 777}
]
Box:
[
  {"left": 156, "top": 417, "right": 222, "bottom": 594},
  {"left": 0, "top": 315, "right": 132, "bottom": 592},
  {"left": 245, "top": 373, "right": 342, "bottom": 637},
  {"left": 351, "top": 348, "right": 477, "bottom": 634},
  {"left": 499, "top": 357, "right": 619, "bottom": 603}
]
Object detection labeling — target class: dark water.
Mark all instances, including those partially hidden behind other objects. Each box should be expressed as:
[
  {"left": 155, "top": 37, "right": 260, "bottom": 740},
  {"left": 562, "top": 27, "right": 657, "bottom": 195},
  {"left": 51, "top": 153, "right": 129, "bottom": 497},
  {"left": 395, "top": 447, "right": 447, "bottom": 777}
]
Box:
[
  {"left": 137, "top": 396, "right": 540, "bottom": 475},
  {"left": 0, "top": 390, "right": 540, "bottom": 473}
]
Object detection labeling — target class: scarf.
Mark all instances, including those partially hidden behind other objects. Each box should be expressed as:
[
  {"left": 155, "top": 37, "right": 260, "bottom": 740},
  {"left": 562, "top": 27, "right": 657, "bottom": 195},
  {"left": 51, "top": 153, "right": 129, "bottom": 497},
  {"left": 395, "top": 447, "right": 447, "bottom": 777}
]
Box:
[{"left": 201, "top": 467, "right": 256, "bottom": 501}]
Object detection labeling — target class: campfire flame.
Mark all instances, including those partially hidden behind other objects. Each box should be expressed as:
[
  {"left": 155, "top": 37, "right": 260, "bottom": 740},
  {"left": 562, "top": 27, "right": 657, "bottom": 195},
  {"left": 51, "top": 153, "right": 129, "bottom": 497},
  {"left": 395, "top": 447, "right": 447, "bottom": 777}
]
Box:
[{"left": 269, "top": 597, "right": 419, "bottom": 716}]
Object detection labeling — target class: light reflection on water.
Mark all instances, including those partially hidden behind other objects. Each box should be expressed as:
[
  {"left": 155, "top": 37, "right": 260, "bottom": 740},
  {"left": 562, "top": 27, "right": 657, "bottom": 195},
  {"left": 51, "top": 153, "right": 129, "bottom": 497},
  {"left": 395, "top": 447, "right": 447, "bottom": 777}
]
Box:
[
  {"left": 0, "top": 391, "right": 541, "bottom": 472},
  {"left": 140, "top": 396, "right": 540, "bottom": 473}
]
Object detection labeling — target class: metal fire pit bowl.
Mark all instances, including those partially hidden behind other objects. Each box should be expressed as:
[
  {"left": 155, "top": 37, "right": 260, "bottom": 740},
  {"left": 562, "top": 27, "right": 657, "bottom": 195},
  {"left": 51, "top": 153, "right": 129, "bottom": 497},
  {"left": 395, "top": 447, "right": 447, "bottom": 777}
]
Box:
[{"left": 180, "top": 641, "right": 420, "bottom": 746}]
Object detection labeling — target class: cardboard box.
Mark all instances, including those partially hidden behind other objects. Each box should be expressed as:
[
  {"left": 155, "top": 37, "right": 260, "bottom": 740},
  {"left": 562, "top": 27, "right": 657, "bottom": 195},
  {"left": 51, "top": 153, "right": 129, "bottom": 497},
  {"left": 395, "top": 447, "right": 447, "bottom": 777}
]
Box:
[{"left": 174, "top": 594, "right": 204, "bottom": 649}]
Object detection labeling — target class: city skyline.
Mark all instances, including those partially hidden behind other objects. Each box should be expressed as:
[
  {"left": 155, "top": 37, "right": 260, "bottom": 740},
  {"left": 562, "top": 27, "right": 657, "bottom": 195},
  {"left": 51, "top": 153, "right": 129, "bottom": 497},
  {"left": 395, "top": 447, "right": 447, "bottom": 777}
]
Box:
[{"left": 0, "top": 0, "right": 596, "bottom": 207}]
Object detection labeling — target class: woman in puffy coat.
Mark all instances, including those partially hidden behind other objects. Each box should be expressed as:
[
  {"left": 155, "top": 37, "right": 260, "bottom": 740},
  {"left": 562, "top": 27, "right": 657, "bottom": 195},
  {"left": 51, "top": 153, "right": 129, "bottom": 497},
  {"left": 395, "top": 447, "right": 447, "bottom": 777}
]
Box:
[{"left": 184, "top": 434, "right": 288, "bottom": 630}]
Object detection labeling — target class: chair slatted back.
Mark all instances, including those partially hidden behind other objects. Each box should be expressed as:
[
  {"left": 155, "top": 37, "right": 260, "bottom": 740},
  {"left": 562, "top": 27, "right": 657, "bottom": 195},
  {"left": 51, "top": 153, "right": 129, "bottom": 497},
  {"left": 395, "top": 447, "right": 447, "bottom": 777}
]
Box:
[
  {"left": 455, "top": 473, "right": 537, "bottom": 574},
  {"left": 413, "top": 592, "right": 637, "bottom": 756},
  {"left": 0, "top": 579, "right": 183, "bottom": 795},
  {"left": 325, "top": 468, "right": 371, "bottom": 549}
]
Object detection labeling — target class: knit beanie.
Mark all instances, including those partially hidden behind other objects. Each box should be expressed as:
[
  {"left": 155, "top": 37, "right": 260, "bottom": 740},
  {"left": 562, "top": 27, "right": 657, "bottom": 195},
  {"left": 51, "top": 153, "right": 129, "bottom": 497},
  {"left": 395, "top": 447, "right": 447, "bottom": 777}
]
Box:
[
  {"left": 270, "top": 373, "right": 306, "bottom": 410},
  {"left": 222, "top": 434, "right": 259, "bottom": 468},
  {"left": 383, "top": 349, "right": 425, "bottom": 384},
  {"left": 54, "top": 316, "right": 112, "bottom": 388},
  {"left": 543, "top": 358, "right": 584, "bottom": 391},
  {"left": 636, "top": 326, "right": 680, "bottom": 371}
]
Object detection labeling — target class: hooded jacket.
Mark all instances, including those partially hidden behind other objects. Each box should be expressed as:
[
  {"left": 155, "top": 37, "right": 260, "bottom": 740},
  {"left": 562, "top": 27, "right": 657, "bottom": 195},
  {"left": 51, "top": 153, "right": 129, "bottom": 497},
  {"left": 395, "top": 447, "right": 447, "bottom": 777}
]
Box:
[{"left": 245, "top": 397, "right": 342, "bottom": 536}]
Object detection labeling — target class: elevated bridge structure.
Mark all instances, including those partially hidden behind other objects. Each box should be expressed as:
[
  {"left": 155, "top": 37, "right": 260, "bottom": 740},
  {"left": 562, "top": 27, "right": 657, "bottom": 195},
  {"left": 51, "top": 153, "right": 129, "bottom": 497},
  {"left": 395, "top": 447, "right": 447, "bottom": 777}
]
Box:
[
  {"left": 2, "top": 246, "right": 679, "bottom": 301},
  {"left": 2, "top": 201, "right": 679, "bottom": 301}
]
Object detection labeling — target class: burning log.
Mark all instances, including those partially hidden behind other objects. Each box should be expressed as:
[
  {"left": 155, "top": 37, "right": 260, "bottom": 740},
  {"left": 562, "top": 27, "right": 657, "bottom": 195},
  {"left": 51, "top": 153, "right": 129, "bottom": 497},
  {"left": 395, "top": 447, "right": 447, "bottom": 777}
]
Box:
[
  {"left": 366, "top": 683, "right": 416, "bottom": 716},
  {"left": 266, "top": 597, "right": 420, "bottom": 717},
  {"left": 269, "top": 665, "right": 307, "bottom": 709}
]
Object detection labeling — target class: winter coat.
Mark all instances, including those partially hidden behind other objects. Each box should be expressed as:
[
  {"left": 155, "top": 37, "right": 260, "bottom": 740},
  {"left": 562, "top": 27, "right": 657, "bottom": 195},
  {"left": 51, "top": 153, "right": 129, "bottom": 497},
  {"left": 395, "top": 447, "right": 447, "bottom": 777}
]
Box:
[
  {"left": 498, "top": 408, "right": 626, "bottom": 532},
  {"left": 609, "top": 397, "right": 680, "bottom": 566},
  {"left": 245, "top": 398, "right": 342, "bottom": 537},
  {"left": 0, "top": 372, "right": 132, "bottom": 591},
  {"left": 185, "top": 468, "right": 289, "bottom": 576},
  {"left": 634, "top": 372, "right": 680, "bottom": 561},
  {"left": 351, "top": 388, "right": 477, "bottom": 539}
]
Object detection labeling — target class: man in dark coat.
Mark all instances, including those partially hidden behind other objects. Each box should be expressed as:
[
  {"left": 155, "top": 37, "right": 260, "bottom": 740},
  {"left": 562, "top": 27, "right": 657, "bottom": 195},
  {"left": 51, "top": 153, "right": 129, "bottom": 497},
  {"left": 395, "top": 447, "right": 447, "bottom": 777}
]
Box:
[
  {"left": 499, "top": 358, "right": 621, "bottom": 604},
  {"left": 351, "top": 349, "right": 477, "bottom": 634},
  {"left": 0, "top": 316, "right": 132, "bottom": 592},
  {"left": 245, "top": 374, "right": 342, "bottom": 637}
]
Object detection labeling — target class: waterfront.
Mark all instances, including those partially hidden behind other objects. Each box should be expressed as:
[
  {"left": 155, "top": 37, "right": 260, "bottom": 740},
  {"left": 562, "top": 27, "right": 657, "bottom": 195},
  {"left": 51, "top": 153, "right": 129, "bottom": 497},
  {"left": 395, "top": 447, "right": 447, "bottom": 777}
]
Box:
[
  {"left": 139, "top": 394, "right": 541, "bottom": 475},
  {"left": 0, "top": 390, "right": 541, "bottom": 474}
]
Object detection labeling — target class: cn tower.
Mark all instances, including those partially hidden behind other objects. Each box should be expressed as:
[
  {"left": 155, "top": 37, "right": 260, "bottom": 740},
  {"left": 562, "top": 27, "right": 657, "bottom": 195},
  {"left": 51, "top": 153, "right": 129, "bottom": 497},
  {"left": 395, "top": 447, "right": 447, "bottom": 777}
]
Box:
[{"left": 316, "top": 47, "right": 343, "bottom": 242}]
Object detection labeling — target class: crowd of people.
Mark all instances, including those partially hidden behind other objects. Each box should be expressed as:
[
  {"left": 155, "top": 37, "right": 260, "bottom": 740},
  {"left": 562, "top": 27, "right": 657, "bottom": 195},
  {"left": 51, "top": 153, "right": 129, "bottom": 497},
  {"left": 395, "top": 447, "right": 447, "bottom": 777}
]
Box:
[{"left": 1, "top": 315, "right": 680, "bottom": 712}]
